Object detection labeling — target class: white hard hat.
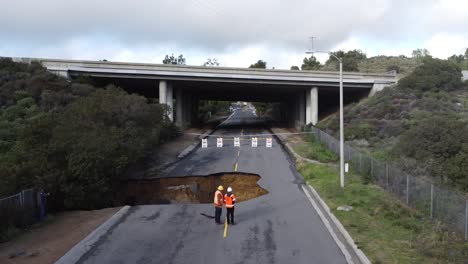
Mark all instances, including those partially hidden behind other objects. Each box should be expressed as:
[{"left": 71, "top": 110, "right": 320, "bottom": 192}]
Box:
[{"left": 227, "top": 187, "right": 233, "bottom": 192}]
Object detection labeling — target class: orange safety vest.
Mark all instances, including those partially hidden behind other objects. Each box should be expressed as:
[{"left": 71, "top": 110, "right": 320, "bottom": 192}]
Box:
[
  {"left": 224, "top": 193, "right": 236, "bottom": 208},
  {"left": 214, "top": 190, "right": 224, "bottom": 208}
]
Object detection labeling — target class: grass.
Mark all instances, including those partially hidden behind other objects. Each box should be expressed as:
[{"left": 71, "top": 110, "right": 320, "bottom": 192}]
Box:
[
  {"left": 292, "top": 135, "right": 338, "bottom": 163},
  {"left": 298, "top": 162, "right": 468, "bottom": 263}
]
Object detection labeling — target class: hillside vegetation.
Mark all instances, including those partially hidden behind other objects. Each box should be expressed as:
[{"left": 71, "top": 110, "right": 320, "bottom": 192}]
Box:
[
  {"left": 298, "top": 48, "right": 468, "bottom": 74},
  {"left": 319, "top": 57, "right": 468, "bottom": 191},
  {"left": 358, "top": 55, "right": 420, "bottom": 74},
  {"left": 0, "top": 58, "right": 176, "bottom": 210}
]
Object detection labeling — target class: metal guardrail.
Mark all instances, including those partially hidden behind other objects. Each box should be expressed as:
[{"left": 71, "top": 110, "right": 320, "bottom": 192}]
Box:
[{"left": 308, "top": 126, "right": 468, "bottom": 241}]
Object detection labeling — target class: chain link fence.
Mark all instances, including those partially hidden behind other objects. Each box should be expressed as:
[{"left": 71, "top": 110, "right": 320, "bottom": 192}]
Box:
[
  {"left": 0, "top": 189, "right": 40, "bottom": 236},
  {"left": 309, "top": 126, "right": 468, "bottom": 241}
]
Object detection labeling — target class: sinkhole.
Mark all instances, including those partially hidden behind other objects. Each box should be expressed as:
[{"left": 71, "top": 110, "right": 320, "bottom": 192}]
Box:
[{"left": 118, "top": 172, "right": 268, "bottom": 205}]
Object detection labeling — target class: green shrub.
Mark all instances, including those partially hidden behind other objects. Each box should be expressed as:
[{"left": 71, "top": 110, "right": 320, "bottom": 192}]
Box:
[
  {"left": 0, "top": 60, "right": 177, "bottom": 210},
  {"left": 398, "top": 58, "right": 463, "bottom": 92}
]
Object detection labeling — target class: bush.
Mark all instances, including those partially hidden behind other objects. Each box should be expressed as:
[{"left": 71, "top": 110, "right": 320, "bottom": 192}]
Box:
[
  {"left": 0, "top": 60, "right": 176, "bottom": 210},
  {"left": 42, "top": 87, "right": 173, "bottom": 209},
  {"left": 398, "top": 58, "right": 463, "bottom": 92},
  {"left": 393, "top": 115, "right": 468, "bottom": 189}
]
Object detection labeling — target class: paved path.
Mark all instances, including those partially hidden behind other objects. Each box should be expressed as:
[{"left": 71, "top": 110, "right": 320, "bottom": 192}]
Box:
[{"left": 77, "top": 108, "right": 348, "bottom": 264}]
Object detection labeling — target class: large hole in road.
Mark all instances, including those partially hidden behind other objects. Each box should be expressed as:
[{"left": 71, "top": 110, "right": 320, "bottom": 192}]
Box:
[{"left": 118, "top": 172, "right": 268, "bottom": 205}]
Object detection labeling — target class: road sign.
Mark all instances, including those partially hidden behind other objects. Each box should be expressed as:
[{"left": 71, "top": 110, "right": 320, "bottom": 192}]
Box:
[
  {"left": 252, "top": 137, "right": 258, "bottom": 147},
  {"left": 234, "top": 137, "right": 240, "bottom": 147},
  {"left": 202, "top": 138, "right": 208, "bottom": 148},
  {"left": 266, "top": 138, "right": 272, "bottom": 148},
  {"left": 217, "top": 138, "right": 223, "bottom": 148}
]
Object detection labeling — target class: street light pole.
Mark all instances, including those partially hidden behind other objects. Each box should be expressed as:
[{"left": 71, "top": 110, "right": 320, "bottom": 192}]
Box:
[
  {"left": 338, "top": 58, "right": 344, "bottom": 188},
  {"left": 306, "top": 50, "right": 345, "bottom": 187}
]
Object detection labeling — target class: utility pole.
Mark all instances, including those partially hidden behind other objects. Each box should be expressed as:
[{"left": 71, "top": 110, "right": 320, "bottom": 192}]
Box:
[
  {"left": 306, "top": 40, "right": 345, "bottom": 188},
  {"left": 307, "top": 36, "right": 317, "bottom": 54}
]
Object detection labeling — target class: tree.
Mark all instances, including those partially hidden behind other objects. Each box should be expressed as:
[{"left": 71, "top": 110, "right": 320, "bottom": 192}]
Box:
[
  {"left": 412, "top": 48, "right": 431, "bottom": 61},
  {"left": 162, "top": 54, "right": 186, "bottom": 65},
  {"left": 249, "top": 60, "right": 267, "bottom": 69},
  {"left": 203, "top": 58, "right": 220, "bottom": 67},
  {"left": 290, "top": 66, "right": 300, "bottom": 70},
  {"left": 448, "top": 54, "right": 464, "bottom": 64},
  {"left": 464, "top": 48, "right": 468, "bottom": 60},
  {"left": 301, "top": 56, "right": 321, "bottom": 71},
  {"left": 326, "top": 50, "right": 366, "bottom": 72}
]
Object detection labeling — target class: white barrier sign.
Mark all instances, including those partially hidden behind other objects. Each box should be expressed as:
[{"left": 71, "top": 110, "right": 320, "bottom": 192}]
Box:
[
  {"left": 345, "top": 163, "right": 349, "bottom": 173},
  {"left": 251, "top": 137, "right": 258, "bottom": 147},
  {"left": 217, "top": 138, "right": 223, "bottom": 148},
  {"left": 201, "top": 138, "right": 208, "bottom": 148},
  {"left": 266, "top": 138, "right": 272, "bottom": 148},
  {"left": 234, "top": 137, "right": 240, "bottom": 147}
]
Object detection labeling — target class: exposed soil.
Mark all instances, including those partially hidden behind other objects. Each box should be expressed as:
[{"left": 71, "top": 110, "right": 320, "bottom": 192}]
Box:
[
  {"left": 118, "top": 172, "right": 268, "bottom": 205},
  {"left": 0, "top": 207, "right": 119, "bottom": 264}
]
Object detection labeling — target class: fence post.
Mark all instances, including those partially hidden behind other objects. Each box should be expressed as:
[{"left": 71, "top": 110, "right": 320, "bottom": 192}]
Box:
[
  {"left": 385, "top": 164, "right": 389, "bottom": 189},
  {"left": 19, "top": 191, "right": 24, "bottom": 206},
  {"left": 359, "top": 153, "right": 362, "bottom": 173},
  {"left": 406, "top": 175, "right": 410, "bottom": 205},
  {"left": 430, "top": 184, "right": 434, "bottom": 219},
  {"left": 465, "top": 200, "right": 468, "bottom": 241}
]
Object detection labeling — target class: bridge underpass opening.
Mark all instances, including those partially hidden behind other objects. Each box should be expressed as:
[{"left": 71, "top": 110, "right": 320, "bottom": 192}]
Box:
[{"left": 73, "top": 76, "right": 373, "bottom": 128}]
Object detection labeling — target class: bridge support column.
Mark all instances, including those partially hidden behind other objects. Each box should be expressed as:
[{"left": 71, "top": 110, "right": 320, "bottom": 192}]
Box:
[
  {"left": 175, "top": 88, "right": 184, "bottom": 127},
  {"left": 159, "top": 80, "right": 167, "bottom": 104},
  {"left": 183, "top": 93, "right": 192, "bottom": 126},
  {"left": 369, "top": 83, "right": 387, "bottom": 97},
  {"left": 159, "top": 80, "right": 173, "bottom": 121},
  {"left": 166, "top": 83, "right": 173, "bottom": 121},
  {"left": 306, "top": 87, "right": 318, "bottom": 125},
  {"left": 298, "top": 93, "right": 305, "bottom": 128}
]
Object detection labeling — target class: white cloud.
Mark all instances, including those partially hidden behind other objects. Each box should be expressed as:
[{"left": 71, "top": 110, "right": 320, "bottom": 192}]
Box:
[
  {"left": 424, "top": 33, "right": 468, "bottom": 59},
  {"left": 0, "top": 0, "right": 467, "bottom": 69}
]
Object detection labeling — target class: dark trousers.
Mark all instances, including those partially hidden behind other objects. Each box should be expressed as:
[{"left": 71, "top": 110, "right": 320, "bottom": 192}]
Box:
[
  {"left": 215, "top": 207, "right": 222, "bottom": 223},
  {"left": 226, "top": 207, "right": 234, "bottom": 224}
]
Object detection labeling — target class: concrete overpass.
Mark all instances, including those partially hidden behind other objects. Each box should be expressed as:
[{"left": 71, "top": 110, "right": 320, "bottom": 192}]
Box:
[{"left": 14, "top": 58, "right": 397, "bottom": 128}]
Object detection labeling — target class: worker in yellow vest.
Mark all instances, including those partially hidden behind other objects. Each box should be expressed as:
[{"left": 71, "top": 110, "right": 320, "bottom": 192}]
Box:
[
  {"left": 213, "top": 185, "right": 224, "bottom": 224},
  {"left": 224, "top": 187, "right": 236, "bottom": 225}
]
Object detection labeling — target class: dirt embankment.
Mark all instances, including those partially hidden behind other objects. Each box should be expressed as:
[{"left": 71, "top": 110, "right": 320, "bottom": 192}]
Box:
[
  {"left": 118, "top": 172, "right": 268, "bottom": 205},
  {"left": 0, "top": 208, "right": 119, "bottom": 264}
]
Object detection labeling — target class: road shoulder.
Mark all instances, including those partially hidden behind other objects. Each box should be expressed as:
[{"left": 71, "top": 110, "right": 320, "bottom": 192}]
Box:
[
  {"left": 271, "top": 127, "right": 370, "bottom": 264},
  {"left": 0, "top": 207, "right": 120, "bottom": 264}
]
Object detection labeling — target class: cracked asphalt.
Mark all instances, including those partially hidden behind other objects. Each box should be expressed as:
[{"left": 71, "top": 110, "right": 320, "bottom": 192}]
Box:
[{"left": 76, "top": 108, "right": 347, "bottom": 264}]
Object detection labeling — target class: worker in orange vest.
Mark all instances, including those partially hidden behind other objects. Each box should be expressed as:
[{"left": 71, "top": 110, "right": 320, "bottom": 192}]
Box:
[
  {"left": 214, "top": 185, "right": 224, "bottom": 224},
  {"left": 224, "top": 187, "right": 236, "bottom": 225}
]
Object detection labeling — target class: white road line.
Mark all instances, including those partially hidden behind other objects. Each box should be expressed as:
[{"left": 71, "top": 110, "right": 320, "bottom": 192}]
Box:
[{"left": 301, "top": 185, "right": 354, "bottom": 264}]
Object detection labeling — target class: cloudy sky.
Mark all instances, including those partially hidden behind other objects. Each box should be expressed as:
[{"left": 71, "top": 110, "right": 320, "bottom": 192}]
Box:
[{"left": 1, "top": 0, "right": 467, "bottom": 69}]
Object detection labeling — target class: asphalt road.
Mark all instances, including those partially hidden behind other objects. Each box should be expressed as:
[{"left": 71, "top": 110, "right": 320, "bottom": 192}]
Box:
[{"left": 77, "top": 108, "right": 348, "bottom": 264}]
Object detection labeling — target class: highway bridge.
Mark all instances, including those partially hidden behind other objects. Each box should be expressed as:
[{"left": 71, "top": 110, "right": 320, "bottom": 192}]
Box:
[{"left": 15, "top": 57, "right": 397, "bottom": 128}]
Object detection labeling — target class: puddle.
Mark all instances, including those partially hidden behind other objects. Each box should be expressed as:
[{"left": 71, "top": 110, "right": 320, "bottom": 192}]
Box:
[{"left": 118, "top": 172, "right": 268, "bottom": 205}]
